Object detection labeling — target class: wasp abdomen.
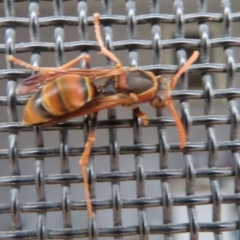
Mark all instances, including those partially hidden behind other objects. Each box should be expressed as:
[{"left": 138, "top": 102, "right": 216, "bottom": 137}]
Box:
[{"left": 23, "top": 74, "right": 97, "bottom": 125}]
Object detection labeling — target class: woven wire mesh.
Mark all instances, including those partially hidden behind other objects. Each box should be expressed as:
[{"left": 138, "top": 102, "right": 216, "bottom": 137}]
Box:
[{"left": 0, "top": 0, "right": 240, "bottom": 239}]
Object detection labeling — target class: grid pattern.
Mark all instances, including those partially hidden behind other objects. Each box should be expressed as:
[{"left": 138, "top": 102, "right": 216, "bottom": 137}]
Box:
[{"left": 0, "top": 0, "right": 240, "bottom": 239}]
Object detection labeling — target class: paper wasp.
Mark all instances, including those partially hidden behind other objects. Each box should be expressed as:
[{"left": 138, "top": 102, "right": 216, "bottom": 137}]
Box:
[{"left": 8, "top": 13, "right": 199, "bottom": 218}]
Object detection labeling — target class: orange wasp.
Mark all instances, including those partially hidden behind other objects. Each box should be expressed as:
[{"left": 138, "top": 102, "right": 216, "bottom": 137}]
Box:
[{"left": 8, "top": 13, "right": 199, "bottom": 218}]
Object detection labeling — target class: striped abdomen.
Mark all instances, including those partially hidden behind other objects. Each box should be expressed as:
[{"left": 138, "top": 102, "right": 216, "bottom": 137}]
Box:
[{"left": 23, "top": 74, "right": 97, "bottom": 125}]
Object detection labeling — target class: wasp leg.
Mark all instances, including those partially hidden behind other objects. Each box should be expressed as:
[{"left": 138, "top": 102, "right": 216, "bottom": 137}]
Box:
[
  {"left": 93, "top": 13, "right": 122, "bottom": 68},
  {"left": 125, "top": 93, "right": 149, "bottom": 126},
  {"left": 79, "top": 113, "right": 97, "bottom": 218},
  {"left": 58, "top": 54, "right": 91, "bottom": 69},
  {"left": 7, "top": 54, "right": 91, "bottom": 72},
  {"left": 133, "top": 107, "right": 149, "bottom": 126},
  {"left": 7, "top": 55, "right": 47, "bottom": 71}
]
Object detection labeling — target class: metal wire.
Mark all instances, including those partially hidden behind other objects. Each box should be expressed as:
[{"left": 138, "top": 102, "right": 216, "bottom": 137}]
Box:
[{"left": 0, "top": 0, "right": 240, "bottom": 239}]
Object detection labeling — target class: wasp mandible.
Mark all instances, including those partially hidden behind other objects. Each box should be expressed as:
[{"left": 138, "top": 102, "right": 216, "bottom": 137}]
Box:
[{"left": 8, "top": 13, "right": 199, "bottom": 218}]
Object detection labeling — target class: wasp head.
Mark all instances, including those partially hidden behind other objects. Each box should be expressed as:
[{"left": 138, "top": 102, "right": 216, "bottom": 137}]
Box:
[{"left": 150, "top": 76, "right": 171, "bottom": 109}]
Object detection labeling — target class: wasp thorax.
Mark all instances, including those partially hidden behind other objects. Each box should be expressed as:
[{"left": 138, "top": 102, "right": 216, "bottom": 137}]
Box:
[{"left": 125, "top": 70, "right": 154, "bottom": 94}]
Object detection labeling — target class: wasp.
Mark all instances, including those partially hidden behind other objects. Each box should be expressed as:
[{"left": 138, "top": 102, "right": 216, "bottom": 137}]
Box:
[{"left": 8, "top": 13, "right": 199, "bottom": 218}]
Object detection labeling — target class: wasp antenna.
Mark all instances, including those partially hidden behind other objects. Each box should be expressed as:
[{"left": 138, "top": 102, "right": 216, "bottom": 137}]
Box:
[
  {"left": 167, "top": 99, "right": 186, "bottom": 149},
  {"left": 170, "top": 51, "right": 199, "bottom": 90},
  {"left": 93, "top": 13, "right": 122, "bottom": 68}
]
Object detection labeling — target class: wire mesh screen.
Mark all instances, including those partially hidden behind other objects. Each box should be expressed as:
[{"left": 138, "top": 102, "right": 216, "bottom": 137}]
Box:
[{"left": 0, "top": 0, "right": 240, "bottom": 239}]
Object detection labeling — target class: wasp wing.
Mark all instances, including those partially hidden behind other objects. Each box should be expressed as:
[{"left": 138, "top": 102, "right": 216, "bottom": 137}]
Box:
[
  {"left": 16, "top": 68, "right": 129, "bottom": 95},
  {"left": 16, "top": 70, "right": 69, "bottom": 95}
]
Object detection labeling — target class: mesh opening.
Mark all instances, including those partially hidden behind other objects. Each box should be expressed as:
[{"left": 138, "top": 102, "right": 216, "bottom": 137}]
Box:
[{"left": 0, "top": 0, "right": 240, "bottom": 239}]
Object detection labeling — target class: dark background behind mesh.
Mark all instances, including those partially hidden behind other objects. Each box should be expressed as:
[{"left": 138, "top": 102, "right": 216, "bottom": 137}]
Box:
[{"left": 0, "top": 0, "right": 240, "bottom": 239}]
